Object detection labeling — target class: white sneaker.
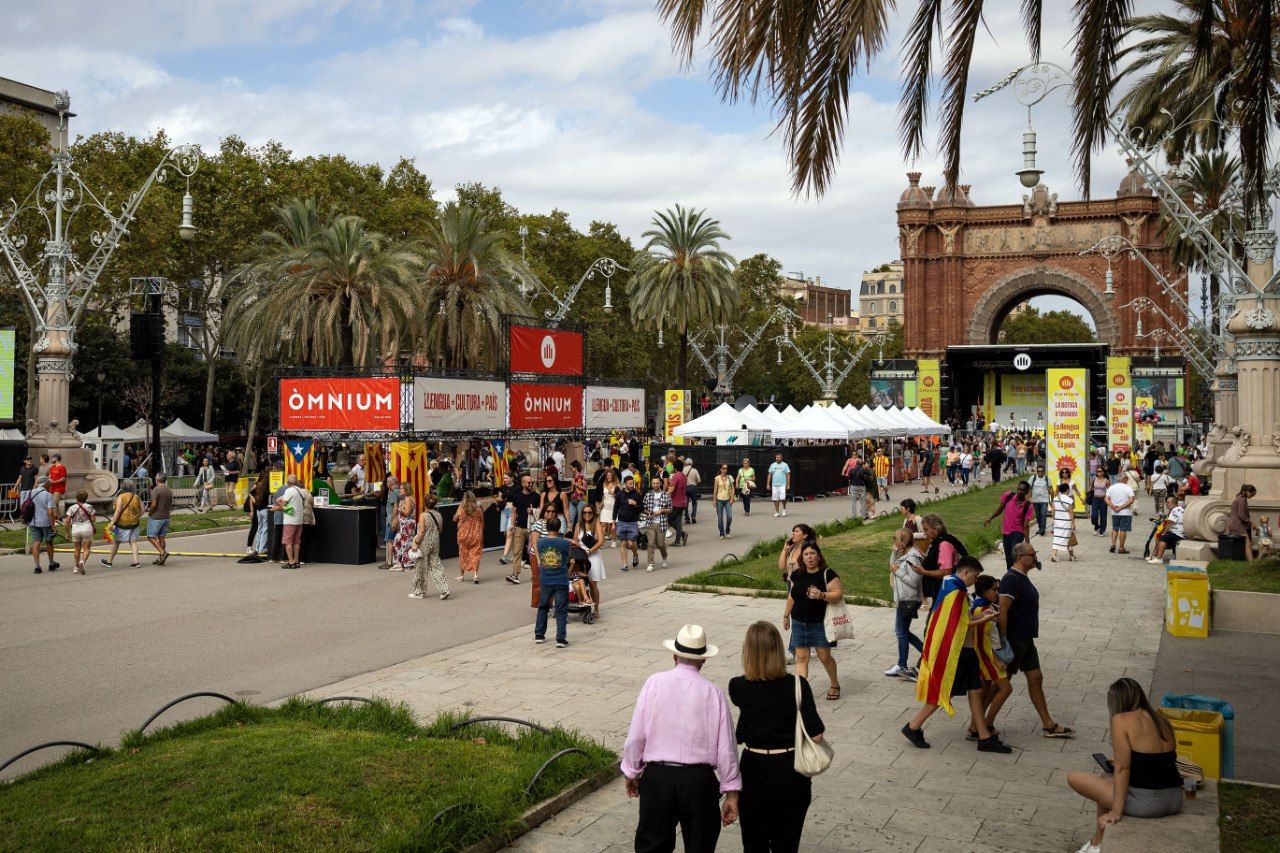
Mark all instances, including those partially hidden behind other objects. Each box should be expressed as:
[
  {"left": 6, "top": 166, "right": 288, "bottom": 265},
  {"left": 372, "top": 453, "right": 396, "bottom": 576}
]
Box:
[
  {"left": 646, "top": 563, "right": 654, "bottom": 572},
  {"left": 1074, "top": 843, "right": 1101, "bottom": 853},
  {"left": 1147, "top": 557, "right": 1162, "bottom": 564},
  {"left": 884, "top": 665, "right": 906, "bottom": 678},
  {"left": 773, "top": 512, "right": 780, "bottom": 518},
  {"left": 782, "top": 509, "right": 787, "bottom": 517},
  {"left": 407, "top": 591, "right": 424, "bottom": 599},
  {"left": 661, "top": 559, "right": 667, "bottom": 569},
  {"left": 610, "top": 540, "right": 617, "bottom": 548}
]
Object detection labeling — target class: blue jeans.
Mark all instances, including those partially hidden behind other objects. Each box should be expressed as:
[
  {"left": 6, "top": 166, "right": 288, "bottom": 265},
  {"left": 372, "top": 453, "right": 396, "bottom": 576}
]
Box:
[
  {"left": 253, "top": 508, "right": 269, "bottom": 553},
  {"left": 1033, "top": 502, "right": 1048, "bottom": 536},
  {"left": 895, "top": 602, "right": 924, "bottom": 668},
  {"left": 960, "top": 468, "right": 970, "bottom": 485},
  {"left": 1002, "top": 530, "right": 1025, "bottom": 569},
  {"left": 715, "top": 499, "right": 732, "bottom": 536},
  {"left": 569, "top": 499, "right": 583, "bottom": 531},
  {"left": 535, "top": 584, "right": 569, "bottom": 643},
  {"left": 1091, "top": 497, "right": 1108, "bottom": 533}
]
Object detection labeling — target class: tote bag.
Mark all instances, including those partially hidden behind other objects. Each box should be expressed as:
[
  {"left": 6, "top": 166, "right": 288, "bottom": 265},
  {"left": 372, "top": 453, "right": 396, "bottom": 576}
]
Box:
[
  {"left": 793, "top": 675, "right": 834, "bottom": 777},
  {"left": 822, "top": 570, "right": 856, "bottom": 642}
]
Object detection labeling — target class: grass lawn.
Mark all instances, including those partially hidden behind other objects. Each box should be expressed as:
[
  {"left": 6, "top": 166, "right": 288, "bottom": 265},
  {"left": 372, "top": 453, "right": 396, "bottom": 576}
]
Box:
[
  {"left": 675, "top": 483, "right": 1004, "bottom": 605},
  {"left": 1, "top": 509, "right": 248, "bottom": 551},
  {"left": 1207, "top": 558, "right": 1280, "bottom": 594},
  {"left": 0, "top": 698, "right": 615, "bottom": 852},
  {"left": 1219, "top": 781, "right": 1280, "bottom": 852}
]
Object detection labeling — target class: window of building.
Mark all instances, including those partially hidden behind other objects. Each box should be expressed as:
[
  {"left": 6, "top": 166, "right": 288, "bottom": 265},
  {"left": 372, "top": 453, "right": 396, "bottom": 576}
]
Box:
[
  {"left": 889, "top": 301, "right": 897, "bottom": 313},
  {"left": 868, "top": 301, "right": 876, "bottom": 313},
  {"left": 877, "top": 283, "right": 885, "bottom": 294},
  {"left": 889, "top": 283, "right": 896, "bottom": 293},
  {"left": 868, "top": 317, "right": 877, "bottom": 328}
]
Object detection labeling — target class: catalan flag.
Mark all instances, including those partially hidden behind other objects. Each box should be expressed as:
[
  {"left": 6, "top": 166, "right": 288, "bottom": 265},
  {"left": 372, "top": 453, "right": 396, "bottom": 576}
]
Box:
[
  {"left": 915, "top": 574, "right": 971, "bottom": 716},
  {"left": 364, "top": 442, "right": 386, "bottom": 488},
  {"left": 390, "top": 442, "right": 429, "bottom": 508},
  {"left": 284, "top": 438, "right": 315, "bottom": 491},
  {"left": 489, "top": 439, "right": 508, "bottom": 484},
  {"left": 972, "top": 600, "right": 1007, "bottom": 682}
]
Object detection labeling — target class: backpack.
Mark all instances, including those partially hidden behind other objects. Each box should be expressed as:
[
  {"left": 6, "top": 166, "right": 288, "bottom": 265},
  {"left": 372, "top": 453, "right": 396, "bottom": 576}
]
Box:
[{"left": 20, "top": 489, "right": 39, "bottom": 524}]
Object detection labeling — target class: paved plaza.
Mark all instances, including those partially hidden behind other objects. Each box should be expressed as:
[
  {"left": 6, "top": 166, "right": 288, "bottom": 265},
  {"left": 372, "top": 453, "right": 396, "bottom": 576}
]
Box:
[
  {"left": 307, "top": 499, "right": 1213, "bottom": 852},
  {"left": 0, "top": 485, "right": 966, "bottom": 777}
]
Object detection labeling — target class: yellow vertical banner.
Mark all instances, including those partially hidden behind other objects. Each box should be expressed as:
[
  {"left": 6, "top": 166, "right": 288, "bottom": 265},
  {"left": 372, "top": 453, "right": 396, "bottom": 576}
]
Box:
[
  {"left": 1047, "top": 369, "right": 1088, "bottom": 513},
  {"left": 982, "top": 370, "right": 996, "bottom": 428},
  {"left": 390, "top": 442, "right": 429, "bottom": 507},
  {"left": 364, "top": 442, "right": 386, "bottom": 487},
  {"left": 1135, "top": 396, "right": 1154, "bottom": 445},
  {"left": 664, "top": 390, "right": 688, "bottom": 445},
  {"left": 1106, "top": 356, "right": 1132, "bottom": 452},
  {"left": 917, "top": 359, "right": 941, "bottom": 423}
]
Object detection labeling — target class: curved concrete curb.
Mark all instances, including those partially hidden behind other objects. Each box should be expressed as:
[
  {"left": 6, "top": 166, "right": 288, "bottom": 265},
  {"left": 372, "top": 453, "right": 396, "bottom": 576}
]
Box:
[{"left": 463, "top": 763, "right": 622, "bottom": 853}]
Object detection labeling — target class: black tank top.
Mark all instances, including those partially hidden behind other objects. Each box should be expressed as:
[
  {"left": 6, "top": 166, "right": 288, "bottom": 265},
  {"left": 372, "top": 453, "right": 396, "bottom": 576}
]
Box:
[{"left": 1129, "top": 749, "right": 1181, "bottom": 790}]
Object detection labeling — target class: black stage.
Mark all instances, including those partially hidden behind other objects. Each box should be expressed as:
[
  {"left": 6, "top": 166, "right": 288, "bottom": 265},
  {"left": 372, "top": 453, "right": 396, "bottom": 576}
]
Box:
[{"left": 942, "top": 343, "right": 1108, "bottom": 425}]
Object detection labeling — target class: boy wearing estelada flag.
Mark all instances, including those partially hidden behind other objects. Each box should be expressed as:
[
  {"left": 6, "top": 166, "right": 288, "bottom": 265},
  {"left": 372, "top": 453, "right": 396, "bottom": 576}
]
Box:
[{"left": 901, "top": 556, "right": 1012, "bottom": 754}]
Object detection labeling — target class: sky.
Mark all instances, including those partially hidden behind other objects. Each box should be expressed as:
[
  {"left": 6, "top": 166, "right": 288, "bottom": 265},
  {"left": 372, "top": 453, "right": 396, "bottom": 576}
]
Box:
[{"left": 7, "top": 0, "right": 1172, "bottom": 325}]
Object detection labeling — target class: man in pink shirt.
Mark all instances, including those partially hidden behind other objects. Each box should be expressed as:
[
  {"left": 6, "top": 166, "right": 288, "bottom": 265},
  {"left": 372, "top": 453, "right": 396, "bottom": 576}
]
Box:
[
  {"left": 622, "top": 624, "right": 740, "bottom": 852},
  {"left": 984, "top": 480, "right": 1034, "bottom": 569}
]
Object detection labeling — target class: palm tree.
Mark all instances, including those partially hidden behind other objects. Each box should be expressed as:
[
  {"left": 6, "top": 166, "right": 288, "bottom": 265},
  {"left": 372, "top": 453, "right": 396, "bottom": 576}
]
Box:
[
  {"left": 1164, "top": 151, "right": 1243, "bottom": 336},
  {"left": 657, "top": 1, "right": 1277, "bottom": 202},
  {"left": 417, "top": 203, "right": 529, "bottom": 370},
  {"left": 627, "top": 205, "right": 738, "bottom": 388},
  {"left": 230, "top": 198, "right": 421, "bottom": 367},
  {"left": 1119, "top": 1, "right": 1280, "bottom": 164}
]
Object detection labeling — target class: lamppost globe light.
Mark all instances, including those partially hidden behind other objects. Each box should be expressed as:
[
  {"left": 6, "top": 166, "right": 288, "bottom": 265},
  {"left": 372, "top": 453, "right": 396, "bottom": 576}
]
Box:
[
  {"left": 1103, "top": 266, "right": 1115, "bottom": 300},
  {"left": 177, "top": 191, "right": 197, "bottom": 241},
  {"left": 603, "top": 283, "right": 613, "bottom": 313}
]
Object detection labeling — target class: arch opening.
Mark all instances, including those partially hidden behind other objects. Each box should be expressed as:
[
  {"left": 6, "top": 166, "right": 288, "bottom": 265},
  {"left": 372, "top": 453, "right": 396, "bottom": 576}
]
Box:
[
  {"left": 966, "top": 265, "right": 1117, "bottom": 348},
  {"left": 995, "top": 293, "right": 1098, "bottom": 345}
]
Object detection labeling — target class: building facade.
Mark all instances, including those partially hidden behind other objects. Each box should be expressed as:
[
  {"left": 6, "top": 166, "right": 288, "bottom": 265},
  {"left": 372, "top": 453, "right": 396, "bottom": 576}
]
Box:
[
  {"left": 777, "top": 273, "right": 852, "bottom": 327},
  {"left": 856, "top": 261, "right": 904, "bottom": 336},
  {"left": 0, "top": 77, "right": 69, "bottom": 146}
]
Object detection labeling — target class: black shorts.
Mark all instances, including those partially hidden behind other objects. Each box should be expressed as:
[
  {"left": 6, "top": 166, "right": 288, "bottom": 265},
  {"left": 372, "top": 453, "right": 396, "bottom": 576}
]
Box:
[
  {"left": 1006, "top": 638, "right": 1040, "bottom": 676},
  {"left": 950, "top": 647, "right": 983, "bottom": 696},
  {"left": 1159, "top": 532, "right": 1183, "bottom": 548}
]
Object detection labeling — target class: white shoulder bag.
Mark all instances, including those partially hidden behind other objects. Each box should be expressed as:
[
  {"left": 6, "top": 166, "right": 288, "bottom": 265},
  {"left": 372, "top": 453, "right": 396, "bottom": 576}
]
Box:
[
  {"left": 822, "top": 569, "right": 856, "bottom": 642},
  {"left": 793, "top": 675, "right": 834, "bottom": 777}
]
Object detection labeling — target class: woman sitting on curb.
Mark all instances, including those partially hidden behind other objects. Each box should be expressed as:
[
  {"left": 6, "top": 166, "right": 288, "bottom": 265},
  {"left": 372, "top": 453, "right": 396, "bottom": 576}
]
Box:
[{"left": 1067, "top": 677, "right": 1184, "bottom": 853}]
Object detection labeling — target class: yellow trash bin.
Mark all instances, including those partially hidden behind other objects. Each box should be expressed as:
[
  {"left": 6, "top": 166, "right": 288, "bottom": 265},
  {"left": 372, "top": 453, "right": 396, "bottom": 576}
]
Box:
[
  {"left": 1165, "top": 570, "right": 1210, "bottom": 638},
  {"left": 1159, "top": 707, "right": 1224, "bottom": 780}
]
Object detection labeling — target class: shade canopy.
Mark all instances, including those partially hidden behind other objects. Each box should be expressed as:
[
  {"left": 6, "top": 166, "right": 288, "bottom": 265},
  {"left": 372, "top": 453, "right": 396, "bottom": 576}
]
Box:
[
  {"left": 78, "top": 424, "right": 132, "bottom": 441},
  {"left": 162, "top": 418, "right": 219, "bottom": 442},
  {"left": 673, "top": 402, "right": 773, "bottom": 437}
]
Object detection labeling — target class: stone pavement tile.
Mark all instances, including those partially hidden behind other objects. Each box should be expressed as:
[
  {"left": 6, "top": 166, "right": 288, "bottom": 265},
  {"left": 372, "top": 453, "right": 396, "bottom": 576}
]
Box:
[
  {"left": 504, "top": 828, "right": 613, "bottom": 852},
  {"left": 944, "top": 791, "right": 1038, "bottom": 823},
  {"left": 887, "top": 809, "right": 982, "bottom": 843},
  {"left": 818, "top": 820, "right": 925, "bottom": 852},
  {"left": 804, "top": 799, "right": 898, "bottom": 835},
  {"left": 834, "top": 759, "right": 925, "bottom": 789},
  {"left": 976, "top": 817, "right": 1083, "bottom": 852},
  {"left": 860, "top": 781, "right": 952, "bottom": 812}
]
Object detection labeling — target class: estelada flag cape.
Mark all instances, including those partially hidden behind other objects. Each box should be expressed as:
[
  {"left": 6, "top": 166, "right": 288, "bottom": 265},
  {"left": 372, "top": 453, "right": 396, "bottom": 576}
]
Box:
[
  {"left": 915, "top": 574, "right": 971, "bottom": 715},
  {"left": 972, "top": 597, "right": 1007, "bottom": 682}
]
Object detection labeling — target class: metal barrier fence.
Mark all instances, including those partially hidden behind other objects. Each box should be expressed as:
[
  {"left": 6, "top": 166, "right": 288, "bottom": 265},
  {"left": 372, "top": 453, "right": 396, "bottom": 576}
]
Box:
[{"left": 0, "top": 474, "right": 261, "bottom": 523}]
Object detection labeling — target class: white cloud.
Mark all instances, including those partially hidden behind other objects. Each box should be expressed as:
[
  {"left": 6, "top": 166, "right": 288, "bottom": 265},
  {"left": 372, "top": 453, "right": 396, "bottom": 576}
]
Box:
[{"left": 4, "top": 0, "right": 1152, "bottom": 301}]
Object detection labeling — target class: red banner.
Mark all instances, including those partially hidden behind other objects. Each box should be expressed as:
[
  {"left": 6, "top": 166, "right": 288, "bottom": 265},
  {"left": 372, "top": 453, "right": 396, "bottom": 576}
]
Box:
[
  {"left": 509, "top": 382, "right": 583, "bottom": 430},
  {"left": 279, "top": 377, "right": 401, "bottom": 432},
  {"left": 509, "top": 325, "right": 584, "bottom": 376}
]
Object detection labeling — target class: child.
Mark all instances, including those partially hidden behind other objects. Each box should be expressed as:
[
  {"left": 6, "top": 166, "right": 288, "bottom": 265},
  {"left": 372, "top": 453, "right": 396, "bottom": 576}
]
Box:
[
  {"left": 1258, "top": 516, "right": 1273, "bottom": 559},
  {"left": 569, "top": 557, "right": 595, "bottom": 609},
  {"left": 886, "top": 527, "right": 924, "bottom": 680},
  {"left": 967, "top": 574, "right": 1013, "bottom": 741},
  {"left": 901, "top": 555, "right": 1012, "bottom": 753}
]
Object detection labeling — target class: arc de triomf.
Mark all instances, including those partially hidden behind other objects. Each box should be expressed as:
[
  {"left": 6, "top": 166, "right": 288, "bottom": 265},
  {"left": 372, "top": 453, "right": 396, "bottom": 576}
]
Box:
[{"left": 877, "top": 164, "right": 1189, "bottom": 431}]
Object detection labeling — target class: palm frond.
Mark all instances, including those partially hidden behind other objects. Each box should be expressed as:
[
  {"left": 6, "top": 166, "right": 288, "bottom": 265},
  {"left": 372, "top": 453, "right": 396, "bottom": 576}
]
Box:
[{"left": 1071, "top": 0, "right": 1134, "bottom": 195}]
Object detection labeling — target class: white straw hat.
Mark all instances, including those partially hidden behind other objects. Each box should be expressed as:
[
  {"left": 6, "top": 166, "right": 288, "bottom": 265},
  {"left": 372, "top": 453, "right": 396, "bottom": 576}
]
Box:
[{"left": 663, "top": 624, "right": 718, "bottom": 660}]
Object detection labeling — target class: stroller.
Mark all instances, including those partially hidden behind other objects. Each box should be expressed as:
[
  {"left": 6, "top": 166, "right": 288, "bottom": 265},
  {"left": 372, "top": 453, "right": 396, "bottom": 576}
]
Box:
[{"left": 567, "top": 554, "right": 597, "bottom": 624}]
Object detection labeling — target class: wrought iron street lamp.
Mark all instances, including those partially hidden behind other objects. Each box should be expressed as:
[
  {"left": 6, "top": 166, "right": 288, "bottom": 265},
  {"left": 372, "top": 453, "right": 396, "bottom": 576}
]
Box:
[
  {"left": 516, "top": 256, "right": 629, "bottom": 328},
  {"left": 0, "top": 91, "right": 200, "bottom": 498},
  {"left": 688, "top": 304, "right": 800, "bottom": 400}
]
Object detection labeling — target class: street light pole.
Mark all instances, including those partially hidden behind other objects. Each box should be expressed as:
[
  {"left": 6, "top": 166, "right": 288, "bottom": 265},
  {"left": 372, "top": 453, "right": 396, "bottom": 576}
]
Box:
[
  {"left": 516, "top": 257, "right": 628, "bottom": 328},
  {"left": 0, "top": 91, "right": 199, "bottom": 499}
]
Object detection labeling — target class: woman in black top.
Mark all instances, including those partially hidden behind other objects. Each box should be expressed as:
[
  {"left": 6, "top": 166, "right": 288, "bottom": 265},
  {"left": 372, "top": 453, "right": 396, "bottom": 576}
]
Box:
[
  {"left": 782, "top": 543, "right": 843, "bottom": 700},
  {"left": 729, "top": 621, "right": 825, "bottom": 853}
]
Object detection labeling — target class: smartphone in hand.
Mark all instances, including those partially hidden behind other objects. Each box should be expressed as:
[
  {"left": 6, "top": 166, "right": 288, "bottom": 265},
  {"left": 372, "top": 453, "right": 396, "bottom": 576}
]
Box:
[{"left": 1093, "top": 752, "right": 1115, "bottom": 774}]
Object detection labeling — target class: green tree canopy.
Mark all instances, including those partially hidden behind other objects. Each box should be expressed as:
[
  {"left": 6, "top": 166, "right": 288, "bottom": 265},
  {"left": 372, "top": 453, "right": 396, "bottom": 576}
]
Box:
[{"left": 998, "top": 307, "right": 1097, "bottom": 345}]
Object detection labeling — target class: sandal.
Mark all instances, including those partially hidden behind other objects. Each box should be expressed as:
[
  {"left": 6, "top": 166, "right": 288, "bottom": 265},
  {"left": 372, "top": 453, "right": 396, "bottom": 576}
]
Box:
[
  {"left": 826, "top": 685, "right": 841, "bottom": 701},
  {"left": 1042, "top": 723, "right": 1076, "bottom": 738}
]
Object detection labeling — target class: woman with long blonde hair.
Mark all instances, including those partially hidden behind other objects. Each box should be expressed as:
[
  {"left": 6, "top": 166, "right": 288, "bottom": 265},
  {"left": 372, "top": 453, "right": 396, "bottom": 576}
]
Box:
[
  {"left": 598, "top": 467, "right": 620, "bottom": 547},
  {"left": 728, "top": 621, "right": 826, "bottom": 852},
  {"left": 454, "top": 490, "right": 483, "bottom": 584},
  {"left": 1066, "top": 678, "right": 1182, "bottom": 853}
]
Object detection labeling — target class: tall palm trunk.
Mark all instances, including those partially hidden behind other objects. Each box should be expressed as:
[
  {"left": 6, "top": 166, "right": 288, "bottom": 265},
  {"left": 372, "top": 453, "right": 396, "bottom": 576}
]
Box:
[
  {"left": 243, "top": 362, "right": 264, "bottom": 463},
  {"left": 678, "top": 328, "right": 689, "bottom": 389},
  {"left": 340, "top": 292, "right": 355, "bottom": 365},
  {"left": 202, "top": 352, "right": 217, "bottom": 430}
]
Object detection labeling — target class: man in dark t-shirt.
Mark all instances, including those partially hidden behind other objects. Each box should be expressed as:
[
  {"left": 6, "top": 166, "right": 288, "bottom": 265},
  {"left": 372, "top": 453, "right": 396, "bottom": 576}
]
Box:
[
  {"left": 16, "top": 456, "right": 37, "bottom": 504},
  {"left": 995, "top": 541, "right": 1074, "bottom": 739},
  {"left": 504, "top": 475, "right": 542, "bottom": 583},
  {"left": 533, "top": 517, "right": 572, "bottom": 647}
]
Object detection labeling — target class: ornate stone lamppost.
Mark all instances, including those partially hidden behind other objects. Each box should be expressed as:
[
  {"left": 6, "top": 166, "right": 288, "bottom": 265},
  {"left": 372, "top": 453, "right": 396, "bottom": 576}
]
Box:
[{"left": 0, "top": 91, "right": 200, "bottom": 499}]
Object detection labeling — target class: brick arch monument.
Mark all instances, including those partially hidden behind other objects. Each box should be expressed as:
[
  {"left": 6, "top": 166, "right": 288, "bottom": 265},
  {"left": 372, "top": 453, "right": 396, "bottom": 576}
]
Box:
[{"left": 895, "top": 166, "right": 1182, "bottom": 358}]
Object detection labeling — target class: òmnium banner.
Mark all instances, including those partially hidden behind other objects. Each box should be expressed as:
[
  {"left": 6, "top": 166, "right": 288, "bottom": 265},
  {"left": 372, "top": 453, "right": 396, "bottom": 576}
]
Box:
[
  {"left": 279, "top": 377, "right": 400, "bottom": 432},
  {"left": 509, "top": 382, "right": 583, "bottom": 430},
  {"left": 412, "top": 377, "right": 506, "bottom": 432}
]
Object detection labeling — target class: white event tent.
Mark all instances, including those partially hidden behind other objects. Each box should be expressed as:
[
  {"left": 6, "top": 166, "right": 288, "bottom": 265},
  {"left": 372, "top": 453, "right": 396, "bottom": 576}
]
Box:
[{"left": 673, "top": 402, "right": 773, "bottom": 441}]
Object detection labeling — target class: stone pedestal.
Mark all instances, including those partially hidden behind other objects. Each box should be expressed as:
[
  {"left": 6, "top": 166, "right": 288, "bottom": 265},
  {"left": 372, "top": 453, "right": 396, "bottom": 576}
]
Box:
[{"left": 1183, "top": 292, "right": 1280, "bottom": 549}]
